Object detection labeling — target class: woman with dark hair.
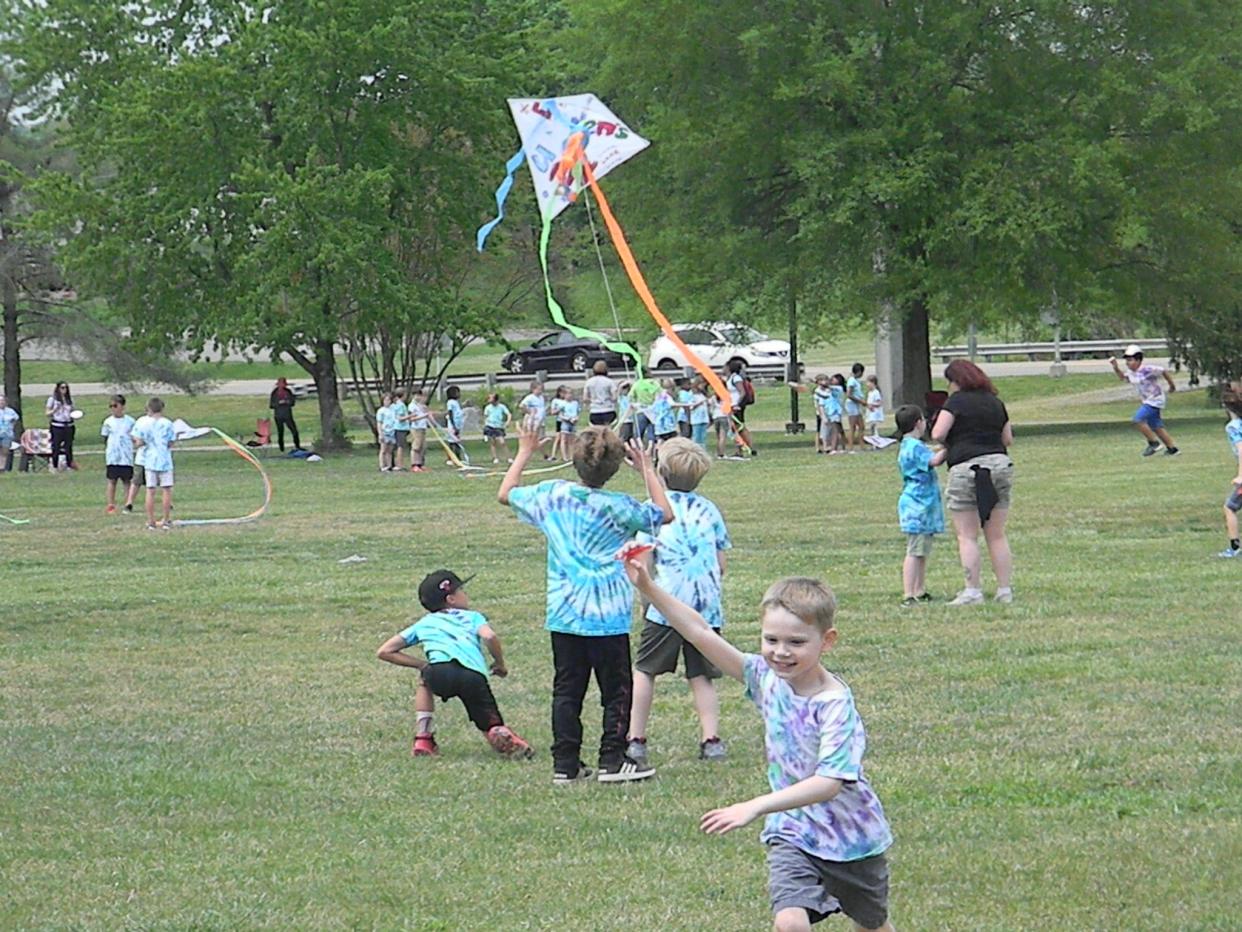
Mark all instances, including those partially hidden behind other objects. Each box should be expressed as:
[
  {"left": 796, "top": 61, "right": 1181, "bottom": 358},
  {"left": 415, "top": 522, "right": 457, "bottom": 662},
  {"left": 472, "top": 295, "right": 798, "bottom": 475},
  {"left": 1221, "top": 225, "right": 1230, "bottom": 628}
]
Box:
[
  {"left": 724, "top": 359, "right": 756, "bottom": 455},
  {"left": 930, "top": 359, "right": 1014, "bottom": 605},
  {"left": 46, "top": 381, "right": 76, "bottom": 471},
  {"left": 268, "top": 377, "right": 303, "bottom": 452}
]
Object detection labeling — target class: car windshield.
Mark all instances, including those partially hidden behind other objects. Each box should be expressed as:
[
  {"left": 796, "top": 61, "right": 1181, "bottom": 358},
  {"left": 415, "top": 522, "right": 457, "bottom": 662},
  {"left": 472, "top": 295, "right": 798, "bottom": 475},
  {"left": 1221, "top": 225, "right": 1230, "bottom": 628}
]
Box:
[{"left": 716, "top": 324, "right": 766, "bottom": 345}]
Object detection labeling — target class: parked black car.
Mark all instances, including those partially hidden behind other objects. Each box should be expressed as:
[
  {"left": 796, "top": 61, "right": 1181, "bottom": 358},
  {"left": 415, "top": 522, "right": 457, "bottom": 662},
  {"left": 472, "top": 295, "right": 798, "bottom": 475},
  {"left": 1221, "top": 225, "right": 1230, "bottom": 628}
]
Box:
[{"left": 501, "top": 331, "right": 630, "bottom": 374}]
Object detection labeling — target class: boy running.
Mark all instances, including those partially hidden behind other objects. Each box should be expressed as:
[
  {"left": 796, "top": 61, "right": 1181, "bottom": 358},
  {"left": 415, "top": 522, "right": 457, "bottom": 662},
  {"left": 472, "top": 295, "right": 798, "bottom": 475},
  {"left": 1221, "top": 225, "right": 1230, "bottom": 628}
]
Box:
[
  {"left": 1110, "top": 345, "right": 1179, "bottom": 457},
  {"left": 1218, "top": 392, "right": 1242, "bottom": 558}
]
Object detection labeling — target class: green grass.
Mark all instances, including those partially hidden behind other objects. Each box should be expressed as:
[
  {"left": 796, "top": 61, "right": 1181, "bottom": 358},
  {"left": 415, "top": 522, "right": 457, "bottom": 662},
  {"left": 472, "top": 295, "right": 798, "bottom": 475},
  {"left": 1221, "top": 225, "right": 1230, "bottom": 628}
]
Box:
[{"left": 2, "top": 385, "right": 1240, "bottom": 930}]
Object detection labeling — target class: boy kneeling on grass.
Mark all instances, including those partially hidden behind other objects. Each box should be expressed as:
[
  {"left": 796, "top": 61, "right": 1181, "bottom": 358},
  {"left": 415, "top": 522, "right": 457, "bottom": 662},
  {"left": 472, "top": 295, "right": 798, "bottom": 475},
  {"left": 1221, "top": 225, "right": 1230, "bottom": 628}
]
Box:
[
  {"left": 622, "top": 558, "right": 895, "bottom": 932},
  {"left": 376, "top": 570, "right": 533, "bottom": 760}
]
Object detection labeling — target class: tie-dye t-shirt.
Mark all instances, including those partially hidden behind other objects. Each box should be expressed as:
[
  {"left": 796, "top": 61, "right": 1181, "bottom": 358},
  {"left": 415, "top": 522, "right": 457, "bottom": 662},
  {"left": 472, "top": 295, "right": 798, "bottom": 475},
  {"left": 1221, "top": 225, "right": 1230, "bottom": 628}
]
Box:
[
  {"left": 897, "top": 436, "right": 945, "bottom": 535},
  {"left": 397, "top": 609, "right": 490, "bottom": 677},
  {"left": 650, "top": 392, "right": 677, "bottom": 435},
  {"left": 1125, "top": 365, "right": 1167, "bottom": 408},
  {"left": 1226, "top": 417, "right": 1242, "bottom": 454},
  {"left": 844, "top": 376, "right": 864, "bottom": 417},
  {"left": 743, "top": 654, "right": 892, "bottom": 862},
  {"left": 509, "top": 479, "right": 665, "bottom": 636},
  {"left": 100, "top": 414, "right": 136, "bottom": 466},
  {"left": 639, "top": 490, "right": 732, "bottom": 628},
  {"left": 133, "top": 416, "right": 176, "bottom": 473}
]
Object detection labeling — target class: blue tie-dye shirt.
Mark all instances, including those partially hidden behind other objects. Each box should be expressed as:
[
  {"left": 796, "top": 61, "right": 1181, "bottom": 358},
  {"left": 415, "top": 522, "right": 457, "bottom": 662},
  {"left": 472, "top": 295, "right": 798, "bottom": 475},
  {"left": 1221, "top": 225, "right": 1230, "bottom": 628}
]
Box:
[
  {"left": 650, "top": 392, "right": 677, "bottom": 435},
  {"left": 100, "top": 414, "right": 136, "bottom": 466},
  {"left": 822, "top": 386, "right": 843, "bottom": 421},
  {"left": 397, "top": 609, "right": 490, "bottom": 677},
  {"left": 133, "top": 415, "right": 176, "bottom": 473},
  {"left": 1226, "top": 417, "right": 1242, "bottom": 454},
  {"left": 638, "top": 490, "right": 731, "bottom": 628},
  {"left": 743, "top": 654, "right": 892, "bottom": 862},
  {"left": 509, "top": 479, "right": 665, "bottom": 636},
  {"left": 897, "top": 436, "right": 944, "bottom": 535}
]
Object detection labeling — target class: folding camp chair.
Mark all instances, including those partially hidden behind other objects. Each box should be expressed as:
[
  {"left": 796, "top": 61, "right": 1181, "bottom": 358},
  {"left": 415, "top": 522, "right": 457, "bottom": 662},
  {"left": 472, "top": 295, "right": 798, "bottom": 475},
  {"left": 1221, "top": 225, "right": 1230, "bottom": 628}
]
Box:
[
  {"left": 18, "top": 428, "right": 53, "bottom": 473},
  {"left": 245, "top": 418, "right": 271, "bottom": 449}
]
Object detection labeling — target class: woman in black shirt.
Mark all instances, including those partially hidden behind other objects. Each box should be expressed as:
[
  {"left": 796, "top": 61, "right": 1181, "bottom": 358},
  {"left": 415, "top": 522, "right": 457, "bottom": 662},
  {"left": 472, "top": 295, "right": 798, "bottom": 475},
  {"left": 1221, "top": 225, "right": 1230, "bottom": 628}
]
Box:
[
  {"left": 269, "top": 378, "right": 303, "bottom": 452},
  {"left": 930, "top": 359, "right": 1014, "bottom": 605}
]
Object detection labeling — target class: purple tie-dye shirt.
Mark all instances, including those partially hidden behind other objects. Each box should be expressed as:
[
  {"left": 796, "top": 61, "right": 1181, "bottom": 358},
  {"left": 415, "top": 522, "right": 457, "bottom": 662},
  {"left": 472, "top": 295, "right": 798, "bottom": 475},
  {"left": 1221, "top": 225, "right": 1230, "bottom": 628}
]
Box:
[{"left": 743, "top": 654, "right": 892, "bottom": 862}]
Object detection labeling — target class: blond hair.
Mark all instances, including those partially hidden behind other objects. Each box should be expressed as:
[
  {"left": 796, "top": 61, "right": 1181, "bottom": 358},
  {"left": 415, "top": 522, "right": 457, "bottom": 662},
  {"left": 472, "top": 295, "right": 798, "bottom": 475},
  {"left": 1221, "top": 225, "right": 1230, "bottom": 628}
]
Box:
[
  {"left": 657, "top": 437, "right": 711, "bottom": 492},
  {"left": 761, "top": 577, "right": 837, "bottom": 633},
  {"left": 572, "top": 426, "right": 626, "bottom": 488}
]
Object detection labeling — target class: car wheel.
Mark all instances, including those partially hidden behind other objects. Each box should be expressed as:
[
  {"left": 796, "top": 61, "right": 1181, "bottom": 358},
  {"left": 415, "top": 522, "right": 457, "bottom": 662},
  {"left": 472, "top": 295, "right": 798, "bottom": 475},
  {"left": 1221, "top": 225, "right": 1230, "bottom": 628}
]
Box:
[
  {"left": 570, "top": 352, "right": 589, "bottom": 372},
  {"left": 657, "top": 358, "right": 679, "bottom": 370},
  {"left": 507, "top": 355, "right": 525, "bottom": 374}
]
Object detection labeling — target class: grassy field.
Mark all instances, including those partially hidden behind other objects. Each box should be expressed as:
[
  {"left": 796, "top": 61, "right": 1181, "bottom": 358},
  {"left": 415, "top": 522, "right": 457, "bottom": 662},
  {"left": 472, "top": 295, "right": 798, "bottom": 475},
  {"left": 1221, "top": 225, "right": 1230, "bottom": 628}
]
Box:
[{"left": 2, "top": 380, "right": 1239, "bottom": 930}]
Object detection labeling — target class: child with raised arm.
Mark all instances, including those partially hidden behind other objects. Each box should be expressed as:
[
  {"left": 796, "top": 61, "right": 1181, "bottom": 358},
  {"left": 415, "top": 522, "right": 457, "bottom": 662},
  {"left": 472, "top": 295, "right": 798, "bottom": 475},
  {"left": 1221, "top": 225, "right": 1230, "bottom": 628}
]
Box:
[
  {"left": 895, "top": 404, "right": 946, "bottom": 605},
  {"left": 1217, "top": 392, "right": 1242, "bottom": 558},
  {"left": 376, "top": 570, "right": 533, "bottom": 759},
  {"left": 627, "top": 438, "right": 732, "bottom": 766},
  {"left": 1109, "top": 345, "right": 1179, "bottom": 457},
  {"left": 623, "top": 561, "right": 895, "bottom": 932},
  {"left": 498, "top": 422, "right": 673, "bottom": 784}
]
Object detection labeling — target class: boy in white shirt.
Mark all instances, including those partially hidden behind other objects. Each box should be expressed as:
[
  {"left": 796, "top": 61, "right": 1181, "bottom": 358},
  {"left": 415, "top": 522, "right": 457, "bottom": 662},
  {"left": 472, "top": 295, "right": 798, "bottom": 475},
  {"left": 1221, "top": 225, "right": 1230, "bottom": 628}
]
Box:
[
  {"left": 1110, "top": 346, "right": 1179, "bottom": 457},
  {"left": 131, "top": 397, "right": 177, "bottom": 530}
]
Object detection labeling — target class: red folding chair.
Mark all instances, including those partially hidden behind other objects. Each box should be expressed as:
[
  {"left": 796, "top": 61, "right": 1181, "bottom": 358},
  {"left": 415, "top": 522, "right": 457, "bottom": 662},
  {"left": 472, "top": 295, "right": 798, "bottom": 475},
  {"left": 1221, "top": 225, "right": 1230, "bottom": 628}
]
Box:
[{"left": 18, "top": 428, "right": 53, "bottom": 472}]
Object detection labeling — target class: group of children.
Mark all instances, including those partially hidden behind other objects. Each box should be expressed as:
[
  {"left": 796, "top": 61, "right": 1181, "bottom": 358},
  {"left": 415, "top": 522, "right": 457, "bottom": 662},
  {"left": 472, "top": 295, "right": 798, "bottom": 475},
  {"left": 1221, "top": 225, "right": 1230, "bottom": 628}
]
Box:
[
  {"left": 792, "top": 363, "right": 887, "bottom": 455},
  {"left": 97, "top": 394, "right": 179, "bottom": 529},
  {"left": 376, "top": 420, "right": 896, "bottom": 930}
]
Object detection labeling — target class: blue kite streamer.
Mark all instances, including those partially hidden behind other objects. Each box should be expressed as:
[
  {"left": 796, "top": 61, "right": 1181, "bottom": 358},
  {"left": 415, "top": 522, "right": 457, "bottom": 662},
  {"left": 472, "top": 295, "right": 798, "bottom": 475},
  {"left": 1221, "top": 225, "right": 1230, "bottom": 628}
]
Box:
[{"left": 476, "top": 146, "right": 527, "bottom": 251}]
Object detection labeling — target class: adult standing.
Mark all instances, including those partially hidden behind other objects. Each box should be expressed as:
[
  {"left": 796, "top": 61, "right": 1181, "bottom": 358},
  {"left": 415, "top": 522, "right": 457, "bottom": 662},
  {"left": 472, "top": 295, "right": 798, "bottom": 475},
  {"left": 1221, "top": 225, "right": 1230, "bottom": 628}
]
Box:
[
  {"left": 46, "top": 381, "right": 76, "bottom": 471},
  {"left": 268, "top": 377, "right": 303, "bottom": 452},
  {"left": 930, "top": 359, "right": 1014, "bottom": 605},
  {"left": 582, "top": 360, "right": 619, "bottom": 427},
  {"left": 724, "top": 360, "right": 756, "bottom": 456},
  {"left": 0, "top": 393, "right": 19, "bottom": 472}
]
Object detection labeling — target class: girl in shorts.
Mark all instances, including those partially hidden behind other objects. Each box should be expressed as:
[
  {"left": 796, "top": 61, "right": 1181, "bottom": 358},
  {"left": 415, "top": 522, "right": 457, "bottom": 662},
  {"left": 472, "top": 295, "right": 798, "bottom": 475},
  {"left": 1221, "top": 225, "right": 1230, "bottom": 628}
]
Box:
[{"left": 483, "top": 392, "right": 513, "bottom": 464}]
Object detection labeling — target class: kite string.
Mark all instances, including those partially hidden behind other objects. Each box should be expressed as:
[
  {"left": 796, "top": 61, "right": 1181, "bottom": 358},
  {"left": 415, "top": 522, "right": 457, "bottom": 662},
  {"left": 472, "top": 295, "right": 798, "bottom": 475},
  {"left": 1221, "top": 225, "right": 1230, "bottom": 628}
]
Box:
[{"left": 582, "top": 188, "right": 633, "bottom": 380}]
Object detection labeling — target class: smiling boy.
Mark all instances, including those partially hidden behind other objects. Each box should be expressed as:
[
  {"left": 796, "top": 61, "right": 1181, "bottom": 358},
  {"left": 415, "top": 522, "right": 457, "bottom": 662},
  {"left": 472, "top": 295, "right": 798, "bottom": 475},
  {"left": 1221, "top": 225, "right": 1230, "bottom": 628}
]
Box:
[{"left": 623, "top": 561, "right": 894, "bottom": 932}]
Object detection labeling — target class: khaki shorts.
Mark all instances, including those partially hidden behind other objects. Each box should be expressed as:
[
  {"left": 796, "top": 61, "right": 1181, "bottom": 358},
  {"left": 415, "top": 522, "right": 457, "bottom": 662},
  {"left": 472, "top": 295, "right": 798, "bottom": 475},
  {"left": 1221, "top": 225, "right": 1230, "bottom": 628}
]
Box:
[
  {"left": 946, "top": 453, "right": 1013, "bottom": 512},
  {"left": 905, "top": 533, "right": 934, "bottom": 558}
]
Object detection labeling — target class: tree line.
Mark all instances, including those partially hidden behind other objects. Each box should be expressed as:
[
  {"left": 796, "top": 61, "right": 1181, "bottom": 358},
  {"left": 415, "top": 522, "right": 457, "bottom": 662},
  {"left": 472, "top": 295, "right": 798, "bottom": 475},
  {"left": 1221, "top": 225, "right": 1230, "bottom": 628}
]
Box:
[{"left": 3, "top": 0, "right": 1240, "bottom": 445}]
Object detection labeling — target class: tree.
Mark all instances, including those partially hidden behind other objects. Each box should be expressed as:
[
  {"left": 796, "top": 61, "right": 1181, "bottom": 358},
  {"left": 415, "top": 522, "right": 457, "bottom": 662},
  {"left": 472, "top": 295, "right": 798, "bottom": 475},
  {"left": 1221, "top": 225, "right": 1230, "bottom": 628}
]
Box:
[
  {"left": 11, "top": 0, "right": 547, "bottom": 446},
  {"left": 565, "top": 0, "right": 1242, "bottom": 406}
]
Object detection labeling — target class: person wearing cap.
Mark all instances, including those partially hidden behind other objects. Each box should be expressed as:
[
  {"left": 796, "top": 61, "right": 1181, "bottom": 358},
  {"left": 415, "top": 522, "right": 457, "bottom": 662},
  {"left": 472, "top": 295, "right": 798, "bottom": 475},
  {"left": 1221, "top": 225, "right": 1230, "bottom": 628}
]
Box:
[
  {"left": 499, "top": 421, "right": 673, "bottom": 784},
  {"left": 376, "top": 570, "right": 533, "bottom": 760},
  {"left": 1109, "top": 345, "right": 1179, "bottom": 457}
]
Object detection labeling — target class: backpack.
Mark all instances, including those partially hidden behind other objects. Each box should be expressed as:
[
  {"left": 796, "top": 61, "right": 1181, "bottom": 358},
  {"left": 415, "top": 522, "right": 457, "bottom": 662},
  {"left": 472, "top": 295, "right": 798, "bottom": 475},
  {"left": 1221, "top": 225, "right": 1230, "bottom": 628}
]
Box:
[{"left": 740, "top": 376, "right": 756, "bottom": 407}]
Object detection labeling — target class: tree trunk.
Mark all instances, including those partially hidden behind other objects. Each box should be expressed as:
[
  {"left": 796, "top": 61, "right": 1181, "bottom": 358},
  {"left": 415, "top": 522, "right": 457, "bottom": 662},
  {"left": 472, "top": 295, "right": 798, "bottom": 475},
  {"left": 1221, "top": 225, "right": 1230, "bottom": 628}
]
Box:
[
  {"left": 311, "top": 338, "right": 348, "bottom": 450},
  {"left": 875, "top": 295, "right": 932, "bottom": 410},
  {"left": 2, "top": 272, "right": 22, "bottom": 424}
]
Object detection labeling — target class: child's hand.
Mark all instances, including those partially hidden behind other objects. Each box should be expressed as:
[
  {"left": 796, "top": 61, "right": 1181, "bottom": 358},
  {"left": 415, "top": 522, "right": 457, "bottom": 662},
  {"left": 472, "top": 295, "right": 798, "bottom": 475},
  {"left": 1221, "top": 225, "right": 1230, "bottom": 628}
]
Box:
[
  {"left": 617, "top": 546, "right": 654, "bottom": 589},
  {"left": 491, "top": 661, "right": 508, "bottom": 678},
  {"left": 1233, "top": 474, "right": 1242, "bottom": 487},
  {"left": 625, "top": 438, "right": 654, "bottom": 472},
  {"left": 515, "top": 419, "right": 541, "bottom": 455},
  {"left": 700, "top": 800, "right": 763, "bottom": 835}
]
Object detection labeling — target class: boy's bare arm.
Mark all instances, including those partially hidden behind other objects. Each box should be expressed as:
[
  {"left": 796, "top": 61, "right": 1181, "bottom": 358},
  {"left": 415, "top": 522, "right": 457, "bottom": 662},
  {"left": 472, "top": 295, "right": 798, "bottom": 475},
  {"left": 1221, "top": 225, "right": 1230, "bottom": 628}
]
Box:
[
  {"left": 498, "top": 422, "right": 540, "bottom": 505},
  {"left": 376, "top": 634, "right": 426, "bottom": 669},
  {"left": 623, "top": 556, "right": 744, "bottom": 680},
  {"left": 701, "top": 775, "right": 844, "bottom": 835},
  {"left": 1108, "top": 357, "right": 1126, "bottom": 380},
  {"left": 626, "top": 440, "right": 673, "bottom": 524},
  {"left": 479, "top": 625, "right": 507, "bottom": 677},
  {"left": 1164, "top": 371, "right": 1177, "bottom": 392}
]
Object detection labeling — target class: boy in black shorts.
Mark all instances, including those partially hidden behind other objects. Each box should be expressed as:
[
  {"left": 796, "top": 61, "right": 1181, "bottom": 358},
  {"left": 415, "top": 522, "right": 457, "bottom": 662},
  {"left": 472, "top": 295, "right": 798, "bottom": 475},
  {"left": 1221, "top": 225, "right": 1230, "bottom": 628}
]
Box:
[
  {"left": 100, "top": 394, "right": 139, "bottom": 515},
  {"left": 376, "top": 570, "right": 533, "bottom": 759}
]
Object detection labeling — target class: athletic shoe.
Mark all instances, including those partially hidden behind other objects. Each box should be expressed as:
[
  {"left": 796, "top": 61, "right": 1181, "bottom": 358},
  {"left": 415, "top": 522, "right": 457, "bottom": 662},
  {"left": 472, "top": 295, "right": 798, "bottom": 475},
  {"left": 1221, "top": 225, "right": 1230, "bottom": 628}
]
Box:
[
  {"left": 948, "top": 589, "right": 985, "bottom": 606},
  {"left": 145, "top": 524, "right": 157, "bottom": 532},
  {"left": 1217, "top": 547, "right": 1241, "bottom": 559},
  {"left": 625, "top": 737, "right": 649, "bottom": 767},
  {"left": 900, "top": 596, "right": 918, "bottom": 608},
  {"left": 492, "top": 458, "right": 500, "bottom": 464},
  {"left": 412, "top": 734, "right": 439, "bottom": 757},
  {"left": 699, "top": 737, "right": 726, "bottom": 761},
  {"left": 994, "top": 588, "right": 1014, "bottom": 604},
  {"left": 597, "top": 755, "right": 655, "bottom": 783},
  {"left": 1141, "top": 442, "right": 1160, "bottom": 457},
  {"left": 105, "top": 505, "right": 117, "bottom": 515},
  {"left": 916, "top": 592, "right": 934, "bottom": 602},
  {"left": 1164, "top": 446, "right": 1180, "bottom": 456},
  {"left": 160, "top": 521, "right": 173, "bottom": 531},
  {"left": 486, "top": 725, "right": 534, "bottom": 759},
  {"left": 123, "top": 504, "right": 134, "bottom": 513},
  {"left": 552, "top": 763, "right": 593, "bottom": 784}
]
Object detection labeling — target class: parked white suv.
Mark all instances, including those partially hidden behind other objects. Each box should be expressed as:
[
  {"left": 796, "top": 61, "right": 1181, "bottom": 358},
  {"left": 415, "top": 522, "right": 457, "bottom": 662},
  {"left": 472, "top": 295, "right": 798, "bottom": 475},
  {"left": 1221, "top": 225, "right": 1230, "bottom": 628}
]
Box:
[{"left": 648, "top": 322, "right": 790, "bottom": 371}]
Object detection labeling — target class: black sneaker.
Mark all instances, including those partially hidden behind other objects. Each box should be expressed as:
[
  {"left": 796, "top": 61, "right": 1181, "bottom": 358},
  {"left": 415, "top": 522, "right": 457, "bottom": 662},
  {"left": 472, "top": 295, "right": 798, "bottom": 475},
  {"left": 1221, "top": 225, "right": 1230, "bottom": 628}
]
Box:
[
  {"left": 597, "top": 755, "right": 655, "bottom": 783},
  {"left": 916, "top": 592, "right": 934, "bottom": 602},
  {"left": 552, "top": 763, "right": 593, "bottom": 785},
  {"left": 1164, "top": 446, "right": 1180, "bottom": 457},
  {"left": 1141, "top": 441, "right": 1160, "bottom": 457},
  {"left": 900, "top": 596, "right": 918, "bottom": 608},
  {"left": 123, "top": 503, "right": 133, "bottom": 513}
]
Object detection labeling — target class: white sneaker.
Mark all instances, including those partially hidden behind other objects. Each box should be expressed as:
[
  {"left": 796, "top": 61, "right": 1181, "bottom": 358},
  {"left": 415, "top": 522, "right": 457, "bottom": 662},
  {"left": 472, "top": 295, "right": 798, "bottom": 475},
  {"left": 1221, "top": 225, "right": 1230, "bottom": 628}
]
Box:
[
  {"left": 994, "top": 588, "right": 1013, "bottom": 604},
  {"left": 949, "top": 589, "right": 985, "bottom": 606}
]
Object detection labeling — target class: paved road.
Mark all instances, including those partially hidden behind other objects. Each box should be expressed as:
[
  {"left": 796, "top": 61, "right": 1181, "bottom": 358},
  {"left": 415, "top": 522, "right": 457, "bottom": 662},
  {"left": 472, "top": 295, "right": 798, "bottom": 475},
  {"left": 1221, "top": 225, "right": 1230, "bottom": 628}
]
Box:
[{"left": 16, "top": 355, "right": 1178, "bottom": 399}]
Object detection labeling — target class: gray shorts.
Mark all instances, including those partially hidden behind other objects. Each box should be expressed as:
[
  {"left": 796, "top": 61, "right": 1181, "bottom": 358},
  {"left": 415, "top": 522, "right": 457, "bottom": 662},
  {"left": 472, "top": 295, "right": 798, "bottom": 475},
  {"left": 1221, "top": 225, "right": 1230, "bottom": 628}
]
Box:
[
  {"left": 1226, "top": 487, "right": 1242, "bottom": 513},
  {"left": 946, "top": 453, "right": 1013, "bottom": 512},
  {"left": 905, "top": 533, "right": 934, "bottom": 558},
  {"left": 767, "top": 838, "right": 889, "bottom": 928},
  {"left": 634, "top": 620, "right": 721, "bottom": 680}
]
